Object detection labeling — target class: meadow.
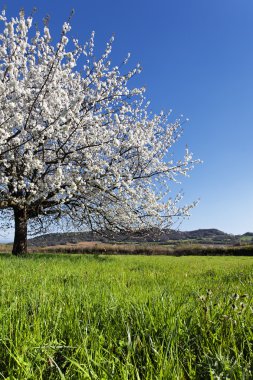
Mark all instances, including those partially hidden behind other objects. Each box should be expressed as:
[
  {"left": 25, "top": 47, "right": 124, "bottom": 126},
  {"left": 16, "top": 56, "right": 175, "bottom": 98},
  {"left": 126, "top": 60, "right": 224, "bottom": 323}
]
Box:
[{"left": 0, "top": 253, "right": 253, "bottom": 379}]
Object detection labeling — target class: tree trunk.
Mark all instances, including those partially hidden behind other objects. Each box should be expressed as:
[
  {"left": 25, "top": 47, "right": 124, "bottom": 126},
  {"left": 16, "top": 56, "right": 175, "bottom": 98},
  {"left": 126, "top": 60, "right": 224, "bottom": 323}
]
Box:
[{"left": 12, "top": 207, "right": 28, "bottom": 256}]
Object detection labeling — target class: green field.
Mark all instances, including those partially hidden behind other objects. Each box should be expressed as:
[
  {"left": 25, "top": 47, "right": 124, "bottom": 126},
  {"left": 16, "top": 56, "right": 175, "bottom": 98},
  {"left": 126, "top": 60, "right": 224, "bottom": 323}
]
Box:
[{"left": 0, "top": 254, "right": 253, "bottom": 379}]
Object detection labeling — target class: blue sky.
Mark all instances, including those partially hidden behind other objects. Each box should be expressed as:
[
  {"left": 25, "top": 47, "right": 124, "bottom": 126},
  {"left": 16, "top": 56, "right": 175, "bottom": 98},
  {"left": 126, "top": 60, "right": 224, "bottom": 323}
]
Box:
[{"left": 1, "top": 0, "right": 253, "bottom": 240}]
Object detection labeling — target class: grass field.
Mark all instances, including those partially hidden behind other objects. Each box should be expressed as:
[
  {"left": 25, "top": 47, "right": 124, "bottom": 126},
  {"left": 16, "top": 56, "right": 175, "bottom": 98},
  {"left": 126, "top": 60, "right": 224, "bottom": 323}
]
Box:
[{"left": 0, "top": 254, "right": 253, "bottom": 379}]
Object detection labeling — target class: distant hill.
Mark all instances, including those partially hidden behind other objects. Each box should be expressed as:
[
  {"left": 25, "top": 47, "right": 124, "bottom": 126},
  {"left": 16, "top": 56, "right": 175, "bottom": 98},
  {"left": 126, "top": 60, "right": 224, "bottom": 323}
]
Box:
[
  {"left": 242, "top": 232, "right": 253, "bottom": 237},
  {"left": 27, "top": 228, "right": 244, "bottom": 247}
]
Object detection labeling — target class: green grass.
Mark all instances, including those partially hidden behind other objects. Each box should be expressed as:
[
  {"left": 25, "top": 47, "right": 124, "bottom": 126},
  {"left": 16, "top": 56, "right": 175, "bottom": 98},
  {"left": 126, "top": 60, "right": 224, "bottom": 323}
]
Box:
[{"left": 0, "top": 254, "right": 253, "bottom": 379}]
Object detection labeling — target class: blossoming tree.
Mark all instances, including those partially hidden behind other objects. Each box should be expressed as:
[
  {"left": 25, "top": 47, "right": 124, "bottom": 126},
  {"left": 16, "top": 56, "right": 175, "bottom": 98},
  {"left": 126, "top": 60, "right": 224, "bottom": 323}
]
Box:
[{"left": 0, "top": 10, "right": 197, "bottom": 255}]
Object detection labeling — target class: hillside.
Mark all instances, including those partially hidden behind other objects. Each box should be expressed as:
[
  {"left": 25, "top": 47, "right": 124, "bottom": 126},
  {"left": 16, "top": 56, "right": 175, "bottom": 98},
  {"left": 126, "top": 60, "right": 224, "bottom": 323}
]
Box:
[{"left": 27, "top": 228, "right": 243, "bottom": 247}]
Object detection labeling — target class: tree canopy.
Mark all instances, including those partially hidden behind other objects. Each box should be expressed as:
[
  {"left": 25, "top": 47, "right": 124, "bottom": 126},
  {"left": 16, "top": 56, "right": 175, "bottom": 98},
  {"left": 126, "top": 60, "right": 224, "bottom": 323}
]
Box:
[{"left": 0, "top": 10, "right": 198, "bottom": 254}]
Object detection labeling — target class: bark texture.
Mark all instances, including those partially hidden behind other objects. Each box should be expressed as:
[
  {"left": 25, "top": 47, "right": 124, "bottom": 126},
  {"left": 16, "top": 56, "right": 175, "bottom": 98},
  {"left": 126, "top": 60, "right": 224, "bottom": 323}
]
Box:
[{"left": 12, "top": 207, "right": 28, "bottom": 255}]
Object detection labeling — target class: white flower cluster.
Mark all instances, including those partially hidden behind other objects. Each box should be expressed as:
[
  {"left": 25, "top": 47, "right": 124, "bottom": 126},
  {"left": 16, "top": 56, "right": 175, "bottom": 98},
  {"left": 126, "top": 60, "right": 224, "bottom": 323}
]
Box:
[{"left": 0, "top": 10, "right": 198, "bottom": 232}]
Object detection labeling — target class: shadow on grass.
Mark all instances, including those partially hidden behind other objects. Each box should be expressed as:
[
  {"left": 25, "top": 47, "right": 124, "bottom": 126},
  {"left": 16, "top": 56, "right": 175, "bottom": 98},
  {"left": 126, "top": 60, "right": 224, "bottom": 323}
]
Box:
[{"left": 0, "top": 252, "right": 114, "bottom": 263}]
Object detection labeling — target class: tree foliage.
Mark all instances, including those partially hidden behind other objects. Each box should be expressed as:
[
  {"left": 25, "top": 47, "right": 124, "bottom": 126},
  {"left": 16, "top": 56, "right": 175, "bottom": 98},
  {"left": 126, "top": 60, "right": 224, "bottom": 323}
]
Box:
[{"left": 0, "top": 10, "right": 198, "bottom": 254}]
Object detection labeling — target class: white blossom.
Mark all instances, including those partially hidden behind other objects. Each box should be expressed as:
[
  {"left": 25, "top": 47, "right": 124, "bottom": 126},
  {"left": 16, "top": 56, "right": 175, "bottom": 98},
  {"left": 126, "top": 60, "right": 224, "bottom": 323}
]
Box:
[
  {"left": 0, "top": 11, "right": 199, "bottom": 253},
  {"left": 44, "top": 26, "right": 51, "bottom": 41}
]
